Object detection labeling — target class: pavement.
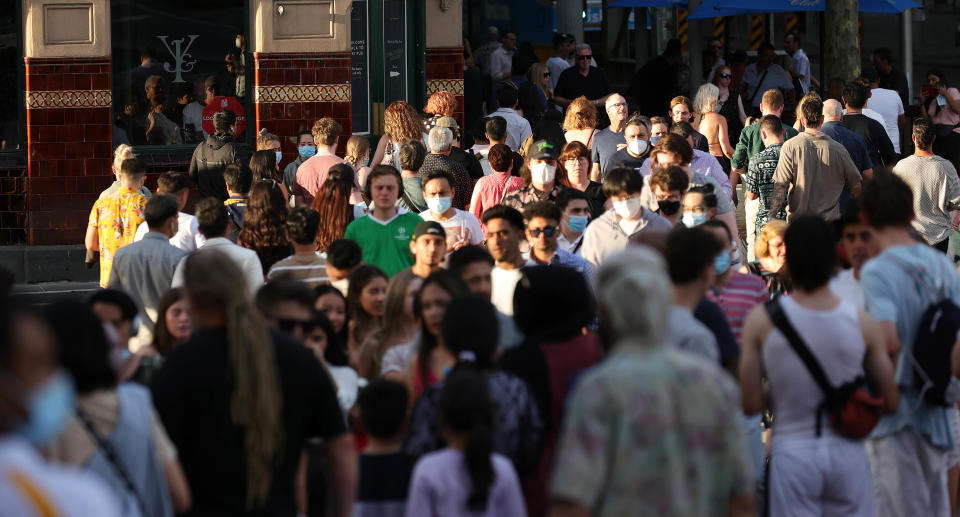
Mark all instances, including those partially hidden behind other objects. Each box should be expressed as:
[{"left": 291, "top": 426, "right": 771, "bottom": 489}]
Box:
[{"left": 12, "top": 281, "right": 100, "bottom": 305}]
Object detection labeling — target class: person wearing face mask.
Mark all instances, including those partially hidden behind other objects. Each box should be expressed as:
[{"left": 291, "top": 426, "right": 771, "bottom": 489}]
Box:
[
  {"left": 418, "top": 170, "right": 484, "bottom": 250},
  {"left": 556, "top": 189, "right": 590, "bottom": 254},
  {"left": 557, "top": 141, "right": 607, "bottom": 219},
  {"left": 0, "top": 304, "right": 123, "bottom": 517},
  {"left": 522, "top": 201, "right": 594, "bottom": 283},
  {"left": 503, "top": 140, "right": 567, "bottom": 212},
  {"left": 681, "top": 184, "right": 718, "bottom": 228},
  {"left": 284, "top": 130, "right": 316, "bottom": 193},
  {"left": 649, "top": 166, "right": 689, "bottom": 227},
  {"left": 580, "top": 166, "right": 673, "bottom": 267},
  {"left": 607, "top": 115, "right": 651, "bottom": 177}
]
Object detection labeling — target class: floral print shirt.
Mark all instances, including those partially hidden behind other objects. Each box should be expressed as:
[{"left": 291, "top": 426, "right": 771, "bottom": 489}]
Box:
[{"left": 88, "top": 186, "right": 146, "bottom": 287}]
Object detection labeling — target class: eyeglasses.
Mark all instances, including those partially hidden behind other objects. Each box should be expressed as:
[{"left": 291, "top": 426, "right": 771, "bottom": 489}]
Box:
[
  {"left": 609, "top": 102, "right": 626, "bottom": 109},
  {"left": 578, "top": 55, "right": 592, "bottom": 60},
  {"left": 719, "top": 73, "right": 732, "bottom": 79},
  {"left": 277, "top": 318, "right": 316, "bottom": 334},
  {"left": 528, "top": 227, "right": 558, "bottom": 238}
]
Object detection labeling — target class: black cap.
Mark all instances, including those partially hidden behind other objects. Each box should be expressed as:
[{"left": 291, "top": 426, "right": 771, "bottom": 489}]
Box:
[
  {"left": 413, "top": 220, "right": 445, "bottom": 240},
  {"left": 528, "top": 140, "right": 558, "bottom": 160},
  {"left": 553, "top": 32, "right": 575, "bottom": 47}
]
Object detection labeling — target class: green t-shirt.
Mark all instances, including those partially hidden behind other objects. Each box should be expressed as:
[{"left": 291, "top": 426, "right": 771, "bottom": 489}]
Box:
[{"left": 344, "top": 211, "right": 421, "bottom": 277}]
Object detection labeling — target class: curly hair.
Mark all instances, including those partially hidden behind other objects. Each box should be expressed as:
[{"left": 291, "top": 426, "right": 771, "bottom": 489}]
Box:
[
  {"left": 425, "top": 91, "right": 457, "bottom": 117},
  {"left": 312, "top": 118, "right": 342, "bottom": 146},
  {"left": 311, "top": 168, "right": 355, "bottom": 252},
  {"left": 237, "top": 181, "right": 290, "bottom": 269},
  {"left": 563, "top": 96, "right": 597, "bottom": 131},
  {"left": 755, "top": 219, "right": 788, "bottom": 259},
  {"left": 384, "top": 101, "right": 423, "bottom": 144}
]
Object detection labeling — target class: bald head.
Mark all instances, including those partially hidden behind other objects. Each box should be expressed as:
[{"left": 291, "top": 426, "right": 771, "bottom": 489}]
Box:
[
  {"left": 822, "top": 99, "right": 843, "bottom": 122},
  {"left": 605, "top": 94, "right": 628, "bottom": 130}
]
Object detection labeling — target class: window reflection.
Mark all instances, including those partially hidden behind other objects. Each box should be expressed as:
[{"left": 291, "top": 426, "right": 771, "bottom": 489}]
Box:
[{"left": 0, "top": 0, "right": 21, "bottom": 151}]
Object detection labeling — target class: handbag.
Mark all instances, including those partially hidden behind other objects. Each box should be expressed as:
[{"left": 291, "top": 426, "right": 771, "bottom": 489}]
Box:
[{"left": 765, "top": 299, "right": 884, "bottom": 439}]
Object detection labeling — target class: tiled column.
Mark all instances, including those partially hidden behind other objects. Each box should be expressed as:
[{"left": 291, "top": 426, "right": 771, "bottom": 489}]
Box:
[
  {"left": 23, "top": 0, "right": 112, "bottom": 245},
  {"left": 425, "top": 0, "right": 464, "bottom": 124}
]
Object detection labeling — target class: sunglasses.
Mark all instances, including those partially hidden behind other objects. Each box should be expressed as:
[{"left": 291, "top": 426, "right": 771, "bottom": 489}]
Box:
[
  {"left": 277, "top": 318, "right": 316, "bottom": 334},
  {"left": 528, "top": 227, "right": 558, "bottom": 238},
  {"left": 543, "top": 72, "right": 551, "bottom": 77},
  {"left": 719, "top": 73, "right": 732, "bottom": 79},
  {"left": 578, "top": 55, "right": 592, "bottom": 60}
]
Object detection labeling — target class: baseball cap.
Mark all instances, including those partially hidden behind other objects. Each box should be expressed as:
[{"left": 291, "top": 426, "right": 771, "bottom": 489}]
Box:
[
  {"left": 528, "top": 140, "right": 557, "bottom": 160},
  {"left": 435, "top": 116, "right": 460, "bottom": 132},
  {"left": 487, "top": 26, "right": 499, "bottom": 37},
  {"left": 553, "top": 32, "right": 575, "bottom": 47},
  {"left": 413, "top": 220, "right": 445, "bottom": 240}
]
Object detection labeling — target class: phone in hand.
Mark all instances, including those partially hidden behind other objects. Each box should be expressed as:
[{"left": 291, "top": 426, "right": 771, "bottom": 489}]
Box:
[{"left": 923, "top": 84, "right": 938, "bottom": 99}]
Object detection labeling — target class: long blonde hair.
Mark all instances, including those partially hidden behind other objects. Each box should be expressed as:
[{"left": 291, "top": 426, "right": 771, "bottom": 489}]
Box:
[
  {"left": 182, "top": 251, "right": 282, "bottom": 509},
  {"left": 693, "top": 83, "right": 720, "bottom": 114},
  {"left": 344, "top": 135, "right": 370, "bottom": 169}
]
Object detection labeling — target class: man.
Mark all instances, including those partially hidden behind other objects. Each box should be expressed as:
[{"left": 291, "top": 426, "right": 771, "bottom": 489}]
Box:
[
  {"left": 503, "top": 140, "right": 567, "bottom": 211},
  {"left": 0, "top": 305, "right": 122, "bottom": 517},
  {"left": 478, "top": 115, "right": 523, "bottom": 176},
  {"left": 589, "top": 94, "right": 630, "bottom": 181},
  {"left": 267, "top": 206, "right": 329, "bottom": 288},
  {"left": 821, "top": 99, "right": 875, "bottom": 179},
  {"left": 784, "top": 32, "right": 811, "bottom": 94},
  {"left": 741, "top": 43, "right": 795, "bottom": 115},
  {"left": 629, "top": 40, "right": 683, "bottom": 118},
  {"left": 222, "top": 164, "right": 252, "bottom": 241},
  {"left": 109, "top": 194, "right": 186, "bottom": 342},
  {"left": 768, "top": 96, "right": 862, "bottom": 222},
  {"left": 447, "top": 245, "right": 524, "bottom": 350},
  {"left": 730, "top": 89, "right": 799, "bottom": 196},
  {"left": 546, "top": 32, "right": 576, "bottom": 90},
  {"left": 489, "top": 29, "right": 517, "bottom": 82},
  {"left": 665, "top": 227, "right": 722, "bottom": 361},
  {"left": 649, "top": 116, "right": 671, "bottom": 143},
  {"left": 843, "top": 82, "right": 898, "bottom": 170},
  {"left": 474, "top": 26, "right": 501, "bottom": 78},
  {"left": 419, "top": 169, "right": 484, "bottom": 248},
  {"left": 648, "top": 165, "right": 688, "bottom": 226},
  {"left": 284, "top": 130, "right": 316, "bottom": 192},
  {"left": 861, "top": 70, "right": 906, "bottom": 155},
  {"left": 553, "top": 44, "right": 613, "bottom": 109},
  {"left": 581, "top": 166, "right": 673, "bottom": 267},
  {"left": 669, "top": 97, "right": 710, "bottom": 152},
  {"left": 295, "top": 118, "right": 360, "bottom": 206},
  {"left": 408, "top": 221, "right": 447, "bottom": 279},
  {"left": 86, "top": 158, "right": 148, "bottom": 288},
  {"left": 873, "top": 47, "right": 910, "bottom": 108},
  {"left": 739, "top": 215, "right": 897, "bottom": 517},
  {"left": 325, "top": 239, "right": 363, "bottom": 296},
  {"left": 891, "top": 118, "right": 960, "bottom": 252},
  {"left": 744, "top": 115, "right": 789, "bottom": 244},
  {"left": 490, "top": 85, "right": 532, "bottom": 152},
  {"left": 134, "top": 171, "right": 205, "bottom": 252},
  {"left": 344, "top": 165, "right": 422, "bottom": 277},
  {"left": 481, "top": 205, "right": 536, "bottom": 316},
  {"left": 701, "top": 220, "right": 768, "bottom": 345},
  {"left": 550, "top": 246, "right": 755, "bottom": 517},
  {"left": 606, "top": 115, "right": 650, "bottom": 175},
  {"left": 435, "top": 116, "right": 484, "bottom": 181},
  {"left": 255, "top": 277, "right": 318, "bottom": 343},
  {"left": 830, "top": 210, "right": 874, "bottom": 309},
  {"left": 556, "top": 189, "right": 591, "bottom": 254},
  {"left": 171, "top": 198, "right": 264, "bottom": 298},
  {"left": 705, "top": 38, "right": 726, "bottom": 82},
  {"left": 523, "top": 201, "right": 594, "bottom": 280},
  {"left": 419, "top": 127, "right": 472, "bottom": 210},
  {"left": 188, "top": 108, "right": 248, "bottom": 201}
]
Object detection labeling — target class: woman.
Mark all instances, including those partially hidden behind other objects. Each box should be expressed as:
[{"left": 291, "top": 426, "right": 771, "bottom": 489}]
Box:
[
  {"left": 303, "top": 310, "right": 359, "bottom": 412},
  {"left": 257, "top": 129, "right": 282, "bottom": 153},
  {"left": 921, "top": 69, "right": 960, "bottom": 167},
  {"left": 469, "top": 144, "right": 523, "bottom": 223},
  {"left": 745, "top": 219, "right": 790, "bottom": 298},
  {"left": 519, "top": 62, "right": 552, "bottom": 127},
  {"left": 346, "top": 265, "right": 389, "bottom": 370},
  {"left": 238, "top": 180, "right": 292, "bottom": 274},
  {"left": 713, "top": 65, "right": 747, "bottom": 146},
  {"left": 424, "top": 91, "right": 457, "bottom": 135},
  {"left": 344, "top": 135, "right": 372, "bottom": 189},
  {"left": 357, "top": 269, "right": 423, "bottom": 380},
  {"left": 44, "top": 300, "right": 191, "bottom": 517},
  {"left": 694, "top": 83, "right": 735, "bottom": 173},
  {"left": 314, "top": 284, "right": 350, "bottom": 367},
  {"left": 127, "top": 288, "right": 191, "bottom": 385},
  {"left": 312, "top": 165, "right": 357, "bottom": 253},
  {"left": 405, "top": 295, "right": 543, "bottom": 477},
  {"left": 370, "top": 101, "right": 426, "bottom": 171},
  {"left": 562, "top": 96, "right": 598, "bottom": 151},
  {"left": 250, "top": 149, "right": 290, "bottom": 200},
  {"left": 406, "top": 271, "right": 468, "bottom": 398},
  {"left": 557, "top": 141, "right": 607, "bottom": 218}
]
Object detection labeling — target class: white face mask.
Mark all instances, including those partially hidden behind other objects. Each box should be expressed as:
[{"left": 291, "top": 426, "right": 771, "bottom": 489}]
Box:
[
  {"left": 235, "top": 37, "right": 242, "bottom": 48},
  {"left": 613, "top": 196, "right": 643, "bottom": 219},
  {"left": 627, "top": 139, "right": 647, "bottom": 156},
  {"left": 530, "top": 162, "right": 556, "bottom": 185}
]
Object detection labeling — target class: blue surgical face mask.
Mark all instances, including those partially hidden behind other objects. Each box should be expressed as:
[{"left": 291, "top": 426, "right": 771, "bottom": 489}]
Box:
[
  {"left": 714, "top": 251, "right": 731, "bottom": 275},
  {"left": 16, "top": 371, "right": 75, "bottom": 446},
  {"left": 275, "top": 150, "right": 283, "bottom": 164},
  {"left": 651, "top": 135, "right": 662, "bottom": 145},
  {"left": 682, "top": 212, "right": 708, "bottom": 228},
  {"left": 566, "top": 214, "right": 588, "bottom": 233},
  {"left": 426, "top": 196, "right": 452, "bottom": 214},
  {"left": 298, "top": 145, "right": 316, "bottom": 160}
]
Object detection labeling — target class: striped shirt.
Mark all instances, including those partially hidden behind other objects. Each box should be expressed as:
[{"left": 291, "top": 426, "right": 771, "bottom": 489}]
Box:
[
  {"left": 892, "top": 154, "right": 960, "bottom": 245},
  {"left": 705, "top": 271, "right": 769, "bottom": 345},
  {"left": 267, "top": 253, "right": 329, "bottom": 288}
]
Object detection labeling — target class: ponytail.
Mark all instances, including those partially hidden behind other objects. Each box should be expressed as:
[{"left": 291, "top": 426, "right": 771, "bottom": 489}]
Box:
[{"left": 464, "top": 421, "right": 495, "bottom": 512}]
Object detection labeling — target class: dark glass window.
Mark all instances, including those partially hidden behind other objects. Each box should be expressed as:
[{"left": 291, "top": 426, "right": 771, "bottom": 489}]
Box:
[
  {"left": 0, "top": 0, "right": 23, "bottom": 151},
  {"left": 110, "top": 0, "right": 249, "bottom": 147}
]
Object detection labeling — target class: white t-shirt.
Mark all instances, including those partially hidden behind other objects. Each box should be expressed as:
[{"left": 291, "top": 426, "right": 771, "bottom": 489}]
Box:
[
  {"left": 546, "top": 56, "right": 571, "bottom": 90},
  {"left": 866, "top": 88, "right": 905, "bottom": 154},
  {"left": 491, "top": 260, "right": 535, "bottom": 316},
  {"left": 419, "top": 208, "right": 484, "bottom": 246},
  {"left": 830, "top": 268, "right": 865, "bottom": 309},
  {"left": 134, "top": 212, "right": 205, "bottom": 252}
]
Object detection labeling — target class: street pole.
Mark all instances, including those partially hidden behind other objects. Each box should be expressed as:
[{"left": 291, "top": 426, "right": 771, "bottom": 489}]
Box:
[
  {"left": 903, "top": 10, "right": 913, "bottom": 103},
  {"left": 687, "top": 0, "right": 702, "bottom": 95},
  {"left": 557, "top": 0, "right": 585, "bottom": 45},
  {"left": 825, "top": 0, "right": 860, "bottom": 83}
]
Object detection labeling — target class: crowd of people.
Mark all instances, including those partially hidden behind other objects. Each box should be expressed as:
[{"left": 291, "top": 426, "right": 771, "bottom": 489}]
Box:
[{"left": 3, "top": 26, "right": 960, "bottom": 517}]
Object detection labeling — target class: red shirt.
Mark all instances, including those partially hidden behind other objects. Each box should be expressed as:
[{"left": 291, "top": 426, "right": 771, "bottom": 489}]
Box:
[{"left": 705, "top": 271, "right": 769, "bottom": 344}]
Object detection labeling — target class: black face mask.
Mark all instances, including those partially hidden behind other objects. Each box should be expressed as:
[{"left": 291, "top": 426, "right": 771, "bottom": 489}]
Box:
[{"left": 658, "top": 200, "right": 681, "bottom": 216}]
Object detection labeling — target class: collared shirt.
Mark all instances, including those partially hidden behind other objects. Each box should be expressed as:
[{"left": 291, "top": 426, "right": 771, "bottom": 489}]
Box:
[
  {"left": 171, "top": 237, "right": 264, "bottom": 298},
  {"left": 526, "top": 248, "right": 595, "bottom": 287},
  {"left": 892, "top": 154, "right": 960, "bottom": 244},
  {"left": 490, "top": 108, "right": 532, "bottom": 152},
  {"left": 502, "top": 184, "right": 568, "bottom": 212},
  {"left": 772, "top": 132, "right": 862, "bottom": 221},
  {"left": 109, "top": 232, "right": 187, "bottom": 329},
  {"left": 133, "top": 212, "right": 206, "bottom": 252},
  {"left": 821, "top": 121, "right": 874, "bottom": 172},
  {"left": 744, "top": 143, "right": 787, "bottom": 229},
  {"left": 489, "top": 46, "right": 514, "bottom": 82},
  {"left": 637, "top": 150, "right": 731, "bottom": 197},
  {"left": 791, "top": 48, "right": 811, "bottom": 93},
  {"left": 88, "top": 186, "right": 147, "bottom": 287},
  {"left": 741, "top": 63, "right": 793, "bottom": 107},
  {"left": 731, "top": 119, "right": 799, "bottom": 171},
  {"left": 557, "top": 232, "right": 584, "bottom": 254}
]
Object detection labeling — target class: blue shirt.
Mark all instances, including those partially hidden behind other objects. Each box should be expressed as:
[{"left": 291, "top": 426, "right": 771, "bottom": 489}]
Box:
[
  {"left": 861, "top": 244, "right": 959, "bottom": 449},
  {"left": 821, "top": 121, "right": 874, "bottom": 172}
]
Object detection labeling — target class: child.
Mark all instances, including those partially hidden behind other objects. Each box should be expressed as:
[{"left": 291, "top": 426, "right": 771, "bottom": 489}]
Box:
[
  {"left": 354, "top": 380, "right": 411, "bottom": 517},
  {"left": 404, "top": 370, "right": 527, "bottom": 517},
  {"left": 268, "top": 206, "right": 328, "bottom": 287},
  {"left": 222, "top": 164, "right": 252, "bottom": 242}
]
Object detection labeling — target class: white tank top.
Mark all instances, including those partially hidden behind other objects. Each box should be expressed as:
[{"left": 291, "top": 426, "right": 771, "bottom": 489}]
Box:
[{"left": 762, "top": 295, "right": 866, "bottom": 441}]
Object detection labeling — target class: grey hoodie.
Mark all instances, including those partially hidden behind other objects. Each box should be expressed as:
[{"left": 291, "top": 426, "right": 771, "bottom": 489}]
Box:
[{"left": 581, "top": 208, "right": 674, "bottom": 267}]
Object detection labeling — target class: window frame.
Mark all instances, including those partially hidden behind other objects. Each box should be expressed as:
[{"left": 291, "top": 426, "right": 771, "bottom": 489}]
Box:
[{"left": 1, "top": 0, "right": 25, "bottom": 155}]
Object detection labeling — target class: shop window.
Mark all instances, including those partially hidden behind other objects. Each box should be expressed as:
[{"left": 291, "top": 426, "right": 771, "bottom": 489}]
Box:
[
  {"left": 111, "top": 0, "right": 249, "bottom": 148},
  {"left": 0, "top": 0, "right": 23, "bottom": 152}
]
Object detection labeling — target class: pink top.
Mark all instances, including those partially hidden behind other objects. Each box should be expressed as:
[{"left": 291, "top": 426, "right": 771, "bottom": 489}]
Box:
[
  {"left": 705, "top": 271, "right": 769, "bottom": 345},
  {"left": 928, "top": 87, "right": 960, "bottom": 129},
  {"left": 470, "top": 172, "right": 523, "bottom": 222},
  {"left": 293, "top": 154, "right": 363, "bottom": 206}
]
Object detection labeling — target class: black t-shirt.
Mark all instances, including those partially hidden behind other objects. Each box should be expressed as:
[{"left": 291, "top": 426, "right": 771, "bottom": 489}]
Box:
[
  {"left": 582, "top": 181, "right": 608, "bottom": 219},
  {"left": 609, "top": 148, "right": 648, "bottom": 175},
  {"left": 554, "top": 66, "right": 613, "bottom": 103},
  {"left": 842, "top": 113, "right": 898, "bottom": 168},
  {"left": 356, "top": 452, "right": 412, "bottom": 505},
  {"left": 878, "top": 68, "right": 910, "bottom": 108},
  {"left": 450, "top": 146, "right": 485, "bottom": 180},
  {"left": 152, "top": 327, "right": 346, "bottom": 517}
]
